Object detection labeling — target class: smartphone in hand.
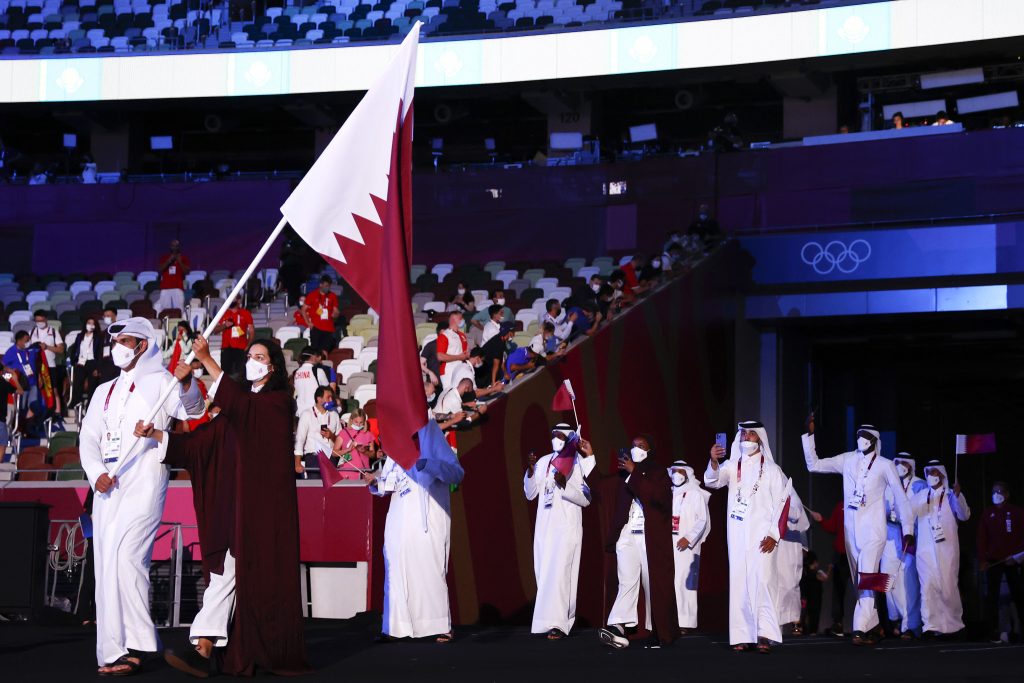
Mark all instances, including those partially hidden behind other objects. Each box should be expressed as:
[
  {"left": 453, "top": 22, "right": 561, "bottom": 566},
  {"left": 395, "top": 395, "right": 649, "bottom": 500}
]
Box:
[{"left": 715, "top": 432, "right": 727, "bottom": 451}]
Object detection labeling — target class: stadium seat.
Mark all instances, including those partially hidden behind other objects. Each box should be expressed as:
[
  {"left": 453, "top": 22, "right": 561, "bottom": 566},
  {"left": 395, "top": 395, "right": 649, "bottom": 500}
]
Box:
[{"left": 337, "top": 358, "right": 362, "bottom": 383}]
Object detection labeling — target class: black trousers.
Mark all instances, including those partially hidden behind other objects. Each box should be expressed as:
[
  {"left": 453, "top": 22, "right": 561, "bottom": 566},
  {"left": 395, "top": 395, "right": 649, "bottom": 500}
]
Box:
[
  {"left": 221, "top": 347, "right": 245, "bottom": 378},
  {"left": 832, "top": 552, "right": 850, "bottom": 625},
  {"left": 309, "top": 327, "right": 336, "bottom": 355},
  {"left": 985, "top": 562, "right": 1024, "bottom": 636},
  {"left": 801, "top": 578, "right": 823, "bottom": 634},
  {"left": 69, "top": 360, "right": 99, "bottom": 409}
]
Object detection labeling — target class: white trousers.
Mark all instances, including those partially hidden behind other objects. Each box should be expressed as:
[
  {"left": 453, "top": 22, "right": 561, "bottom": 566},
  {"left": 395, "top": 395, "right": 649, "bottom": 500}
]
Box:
[
  {"left": 607, "top": 529, "right": 652, "bottom": 630},
  {"left": 155, "top": 288, "right": 185, "bottom": 314},
  {"left": 190, "top": 551, "right": 236, "bottom": 647}
]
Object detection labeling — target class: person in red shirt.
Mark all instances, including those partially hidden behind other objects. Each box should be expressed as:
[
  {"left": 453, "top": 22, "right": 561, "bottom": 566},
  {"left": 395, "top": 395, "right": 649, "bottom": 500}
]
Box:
[
  {"left": 436, "top": 310, "right": 470, "bottom": 389},
  {"left": 302, "top": 276, "right": 341, "bottom": 356},
  {"left": 978, "top": 481, "right": 1024, "bottom": 642},
  {"left": 213, "top": 296, "right": 254, "bottom": 378},
  {"left": 156, "top": 239, "right": 191, "bottom": 314},
  {"left": 810, "top": 501, "right": 851, "bottom": 637}
]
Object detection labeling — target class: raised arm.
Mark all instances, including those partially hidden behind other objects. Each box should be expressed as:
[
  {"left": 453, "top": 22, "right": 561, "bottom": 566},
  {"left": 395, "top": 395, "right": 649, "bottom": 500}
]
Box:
[
  {"left": 524, "top": 453, "right": 542, "bottom": 500},
  {"left": 801, "top": 433, "right": 846, "bottom": 474},
  {"left": 949, "top": 486, "right": 971, "bottom": 522}
]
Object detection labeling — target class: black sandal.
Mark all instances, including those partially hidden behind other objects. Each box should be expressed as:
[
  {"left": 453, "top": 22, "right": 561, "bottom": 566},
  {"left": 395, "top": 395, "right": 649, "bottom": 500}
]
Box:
[
  {"left": 435, "top": 632, "right": 453, "bottom": 644},
  {"left": 98, "top": 654, "right": 142, "bottom": 677},
  {"left": 732, "top": 643, "right": 752, "bottom": 652},
  {"left": 546, "top": 628, "right": 566, "bottom": 640},
  {"left": 756, "top": 639, "right": 772, "bottom": 654}
]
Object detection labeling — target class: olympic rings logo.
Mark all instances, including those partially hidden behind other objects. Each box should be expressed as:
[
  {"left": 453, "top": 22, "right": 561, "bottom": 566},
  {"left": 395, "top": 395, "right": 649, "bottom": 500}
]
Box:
[{"left": 800, "top": 239, "right": 871, "bottom": 275}]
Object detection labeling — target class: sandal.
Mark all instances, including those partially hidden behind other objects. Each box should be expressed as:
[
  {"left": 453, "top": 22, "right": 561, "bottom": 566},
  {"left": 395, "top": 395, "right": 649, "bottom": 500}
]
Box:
[
  {"left": 732, "top": 643, "right": 752, "bottom": 652},
  {"left": 756, "top": 639, "right": 771, "bottom": 654},
  {"left": 791, "top": 624, "right": 804, "bottom": 636},
  {"left": 435, "top": 632, "right": 453, "bottom": 644},
  {"left": 546, "top": 628, "right": 566, "bottom": 640},
  {"left": 98, "top": 654, "right": 141, "bottom": 677}
]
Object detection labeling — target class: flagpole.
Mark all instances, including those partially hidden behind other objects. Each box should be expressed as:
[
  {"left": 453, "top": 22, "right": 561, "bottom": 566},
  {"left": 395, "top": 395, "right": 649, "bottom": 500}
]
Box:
[{"left": 111, "top": 216, "right": 290, "bottom": 479}]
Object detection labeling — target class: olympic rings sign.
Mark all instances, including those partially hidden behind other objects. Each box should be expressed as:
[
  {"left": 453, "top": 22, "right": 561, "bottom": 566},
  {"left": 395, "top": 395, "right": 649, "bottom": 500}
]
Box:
[{"left": 800, "top": 239, "right": 872, "bottom": 275}]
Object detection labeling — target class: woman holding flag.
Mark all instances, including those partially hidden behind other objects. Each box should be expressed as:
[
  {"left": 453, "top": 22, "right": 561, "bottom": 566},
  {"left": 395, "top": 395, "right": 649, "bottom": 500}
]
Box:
[{"left": 524, "top": 423, "right": 596, "bottom": 639}]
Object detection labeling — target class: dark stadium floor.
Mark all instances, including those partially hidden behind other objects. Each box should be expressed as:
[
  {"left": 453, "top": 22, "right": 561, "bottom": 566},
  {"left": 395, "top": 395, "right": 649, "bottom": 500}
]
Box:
[{"left": 2, "top": 614, "right": 1022, "bottom": 682}]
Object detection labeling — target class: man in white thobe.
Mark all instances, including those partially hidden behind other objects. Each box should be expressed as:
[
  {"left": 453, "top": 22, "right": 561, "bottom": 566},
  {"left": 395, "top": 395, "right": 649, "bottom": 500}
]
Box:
[
  {"left": 912, "top": 461, "right": 970, "bottom": 636},
  {"left": 79, "top": 317, "right": 204, "bottom": 675},
  {"left": 704, "top": 421, "right": 790, "bottom": 652},
  {"left": 802, "top": 419, "right": 915, "bottom": 646},
  {"left": 524, "top": 423, "right": 596, "bottom": 639},
  {"left": 776, "top": 487, "right": 810, "bottom": 633},
  {"left": 882, "top": 452, "right": 926, "bottom": 638},
  {"left": 367, "top": 422, "right": 465, "bottom": 641},
  {"left": 668, "top": 460, "right": 710, "bottom": 633}
]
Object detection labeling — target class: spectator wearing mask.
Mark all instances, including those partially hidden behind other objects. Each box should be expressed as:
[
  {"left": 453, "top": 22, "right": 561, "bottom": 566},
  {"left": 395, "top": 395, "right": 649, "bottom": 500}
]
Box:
[
  {"left": 543, "top": 300, "right": 573, "bottom": 344},
  {"left": 292, "top": 347, "right": 329, "bottom": 416},
  {"left": 292, "top": 296, "right": 307, "bottom": 330},
  {"left": 302, "top": 276, "right": 342, "bottom": 356},
  {"left": 30, "top": 309, "right": 65, "bottom": 413},
  {"left": 532, "top": 321, "right": 565, "bottom": 360},
  {"left": 477, "top": 322, "right": 514, "bottom": 387},
  {"left": 3, "top": 331, "right": 39, "bottom": 429},
  {"left": 621, "top": 255, "right": 652, "bottom": 298},
  {"left": 183, "top": 359, "right": 211, "bottom": 433},
  {"left": 471, "top": 289, "right": 512, "bottom": 332},
  {"left": 567, "top": 304, "right": 598, "bottom": 342},
  {"left": 687, "top": 203, "right": 722, "bottom": 247},
  {"left": 448, "top": 282, "right": 473, "bottom": 314},
  {"left": 213, "top": 297, "right": 254, "bottom": 379},
  {"left": 436, "top": 377, "right": 480, "bottom": 432},
  {"left": 450, "top": 351, "right": 502, "bottom": 401},
  {"left": 912, "top": 461, "right": 969, "bottom": 637},
  {"left": 156, "top": 239, "right": 190, "bottom": 314},
  {"left": 480, "top": 304, "right": 505, "bottom": 346},
  {"left": 332, "top": 408, "right": 376, "bottom": 479},
  {"left": 293, "top": 386, "right": 340, "bottom": 479},
  {"left": 607, "top": 270, "right": 628, "bottom": 306},
  {"left": 573, "top": 275, "right": 604, "bottom": 305},
  {"left": 437, "top": 311, "right": 470, "bottom": 390},
  {"left": 505, "top": 342, "right": 539, "bottom": 382},
  {"left": 102, "top": 307, "right": 118, "bottom": 328},
  {"left": 421, "top": 320, "right": 447, "bottom": 382},
  {"left": 68, "top": 316, "right": 105, "bottom": 409},
  {"left": 978, "top": 482, "right": 1024, "bottom": 643}
]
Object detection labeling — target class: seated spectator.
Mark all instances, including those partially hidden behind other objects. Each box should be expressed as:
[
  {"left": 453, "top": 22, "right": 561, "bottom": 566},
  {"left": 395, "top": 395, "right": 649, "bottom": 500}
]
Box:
[
  {"left": 452, "top": 351, "right": 502, "bottom": 400},
  {"left": 436, "top": 377, "right": 485, "bottom": 431},
  {"left": 68, "top": 316, "right": 105, "bottom": 409},
  {"left": 425, "top": 375, "right": 441, "bottom": 413},
  {"left": 639, "top": 254, "right": 664, "bottom": 286},
  {"left": 543, "top": 299, "right": 574, "bottom": 343},
  {"left": 293, "top": 347, "right": 330, "bottom": 416},
  {"left": 505, "top": 341, "right": 540, "bottom": 381},
  {"left": 932, "top": 110, "right": 954, "bottom": 126},
  {"left": 102, "top": 306, "right": 118, "bottom": 328},
  {"left": 448, "top": 281, "right": 473, "bottom": 313},
  {"left": 598, "top": 283, "right": 619, "bottom": 321},
  {"left": 663, "top": 229, "right": 683, "bottom": 254},
  {"left": 567, "top": 303, "right": 599, "bottom": 342},
  {"left": 687, "top": 203, "right": 722, "bottom": 247},
  {"left": 471, "top": 289, "right": 512, "bottom": 331},
  {"left": 480, "top": 304, "right": 505, "bottom": 346},
  {"left": 438, "top": 310, "right": 471, "bottom": 389},
  {"left": 532, "top": 321, "right": 566, "bottom": 361},
  {"left": 891, "top": 111, "right": 905, "bottom": 129},
  {"left": 0, "top": 363, "right": 24, "bottom": 460},
  {"left": 476, "top": 321, "right": 514, "bottom": 387},
  {"left": 294, "top": 385, "right": 341, "bottom": 479},
  {"left": 421, "top": 319, "right": 448, "bottom": 381}
]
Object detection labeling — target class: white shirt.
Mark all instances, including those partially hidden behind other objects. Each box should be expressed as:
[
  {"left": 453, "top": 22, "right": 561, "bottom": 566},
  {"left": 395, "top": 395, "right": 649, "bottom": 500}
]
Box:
[
  {"left": 437, "top": 386, "right": 464, "bottom": 417},
  {"left": 293, "top": 362, "right": 329, "bottom": 416},
  {"left": 481, "top": 319, "right": 501, "bottom": 345},
  {"left": 543, "top": 312, "right": 572, "bottom": 342},
  {"left": 29, "top": 325, "right": 63, "bottom": 368},
  {"left": 78, "top": 332, "right": 96, "bottom": 365},
  {"left": 294, "top": 406, "right": 341, "bottom": 456}
]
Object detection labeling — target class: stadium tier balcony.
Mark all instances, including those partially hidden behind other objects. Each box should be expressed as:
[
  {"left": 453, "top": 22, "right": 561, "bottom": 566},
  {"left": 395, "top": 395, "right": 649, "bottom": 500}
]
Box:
[{"left": 0, "top": 0, "right": 866, "bottom": 55}]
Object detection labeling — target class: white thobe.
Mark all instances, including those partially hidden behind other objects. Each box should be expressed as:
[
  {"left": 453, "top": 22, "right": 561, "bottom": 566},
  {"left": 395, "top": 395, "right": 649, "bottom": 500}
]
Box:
[
  {"left": 371, "top": 457, "right": 454, "bottom": 638},
  {"left": 524, "top": 453, "right": 592, "bottom": 634},
  {"left": 671, "top": 484, "right": 710, "bottom": 629},
  {"left": 776, "top": 488, "right": 810, "bottom": 626},
  {"left": 802, "top": 434, "right": 914, "bottom": 634},
  {"left": 79, "top": 368, "right": 204, "bottom": 666},
  {"left": 704, "top": 453, "right": 789, "bottom": 645},
  {"left": 882, "top": 476, "right": 925, "bottom": 633},
  {"left": 607, "top": 497, "right": 652, "bottom": 630},
  {"left": 912, "top": 486, "right": 970, "bottom": 634}
]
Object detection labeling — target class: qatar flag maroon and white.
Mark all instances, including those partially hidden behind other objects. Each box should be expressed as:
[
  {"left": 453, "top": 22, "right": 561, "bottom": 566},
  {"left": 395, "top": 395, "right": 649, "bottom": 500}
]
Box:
[{"left": 281, "top": 24, "right": 424, "bottom": 469}]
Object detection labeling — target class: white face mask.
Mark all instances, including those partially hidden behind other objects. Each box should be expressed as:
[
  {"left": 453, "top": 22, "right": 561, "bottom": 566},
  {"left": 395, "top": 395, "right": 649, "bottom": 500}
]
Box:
[
  {"left": 35, "top": 321, "right": 47, "bottom": 329},
  {"left": 652, "top": 259, "right": 662, "bottom": 269},
  {"left": 896, "top": 463, "right": 909, "bottom": 478},
  {"left": 993, "top": 492, "right": 1006, "bottom": 505},
  {"left": 426, "top": 392, "right": 436, "bottom": 402},
  {"left": 351, "top": 422, "right": 365, "bottom": 431},
  {"left": 103, "top": 316, "right": 114, "bottom": 325},
  {"left": 192, "top": 368, "right": 203, "bottom": 378},
  {"left": 111, "top": 341, "right": 141, "bottom": 369},
  {"left": 927, "top": 474, "right": 942, "bottom": 488},
  {"left": 495, "top": 298, "right": 505, "bottom": 306},
  {"left": 857, "top": 437, "right": 874, "bottom": 454},
  {"left": 591, "top": 283, "right": 601, "bottom": 293},
  {"left": 457, "top": 288, "right": 466, "bottom": 296},
  {"left": 245, "top": 358, "right": 270, "bottom": 382},
  {"left": 630, "top": 446, "right": 648, "bottom": 463},
  {"left": 85, "top": 324, "right": 95, "bottom": 332},
  {"left": 670, "top": 472, "right": 687, "bottom": 487},
  {"left": 551, "top": 436, "right": 565, "bottom": 452},
  {"left": 739, "top": 440, "right": 759, "bottom": 457}
]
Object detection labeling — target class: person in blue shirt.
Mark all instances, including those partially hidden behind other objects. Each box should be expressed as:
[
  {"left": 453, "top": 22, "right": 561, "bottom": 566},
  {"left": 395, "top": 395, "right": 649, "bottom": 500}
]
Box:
[
  {"left": 505, "top": 343, "right": 539, "bottom": 382},
  {"left": 2, "top": 331, "right": 41, "bottom": 432}
]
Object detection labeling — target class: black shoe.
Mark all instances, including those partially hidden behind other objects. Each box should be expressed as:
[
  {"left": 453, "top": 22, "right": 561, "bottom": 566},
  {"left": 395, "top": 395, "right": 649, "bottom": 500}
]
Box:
[
  {"left": 598, "top": 625, "right": 629, "bottom": 649},
  {"left": 163, "top": 647, "right": 216, "bottom": 678}
]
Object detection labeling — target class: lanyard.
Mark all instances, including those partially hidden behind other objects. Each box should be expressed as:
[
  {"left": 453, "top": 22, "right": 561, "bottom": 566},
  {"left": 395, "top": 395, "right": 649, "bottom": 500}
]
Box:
[
  {"left": 857, "top": 452, "right": 878, "bottom": 488},
  {"left": 103, "top": 378, "right": 135, "bottom": 412},
  {"left": 736, "top": 454, "right": 764, "bottom": 500},
  {"left": 927, "top": 489, "right": 945, "bottom": 512}
]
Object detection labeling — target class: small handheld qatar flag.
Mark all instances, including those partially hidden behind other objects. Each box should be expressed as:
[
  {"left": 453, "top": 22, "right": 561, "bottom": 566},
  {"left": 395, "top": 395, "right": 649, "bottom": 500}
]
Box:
[
  {"left": 551, "top": 380, "right": 574, "bottom": 411},
  {"left": 857, "top": 572, "right": 896, "bottom": 593},
  {"left": 777, "top": 478, "right": 793, "bottom": 539},
  {"left": 317, "top": 451, "right": 343, "bottom": 489},
  {"left": 552, "top": 431, "right": 581, "bottom": 479},
  {"left": 955, "top": 433, "right": 996, "bottom": 456}
]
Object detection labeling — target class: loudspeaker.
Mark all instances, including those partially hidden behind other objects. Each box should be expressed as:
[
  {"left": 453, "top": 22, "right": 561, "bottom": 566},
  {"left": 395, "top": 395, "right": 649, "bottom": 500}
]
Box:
[{"left": 0, "top": 503, "right": 50, "bottom": 616}]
